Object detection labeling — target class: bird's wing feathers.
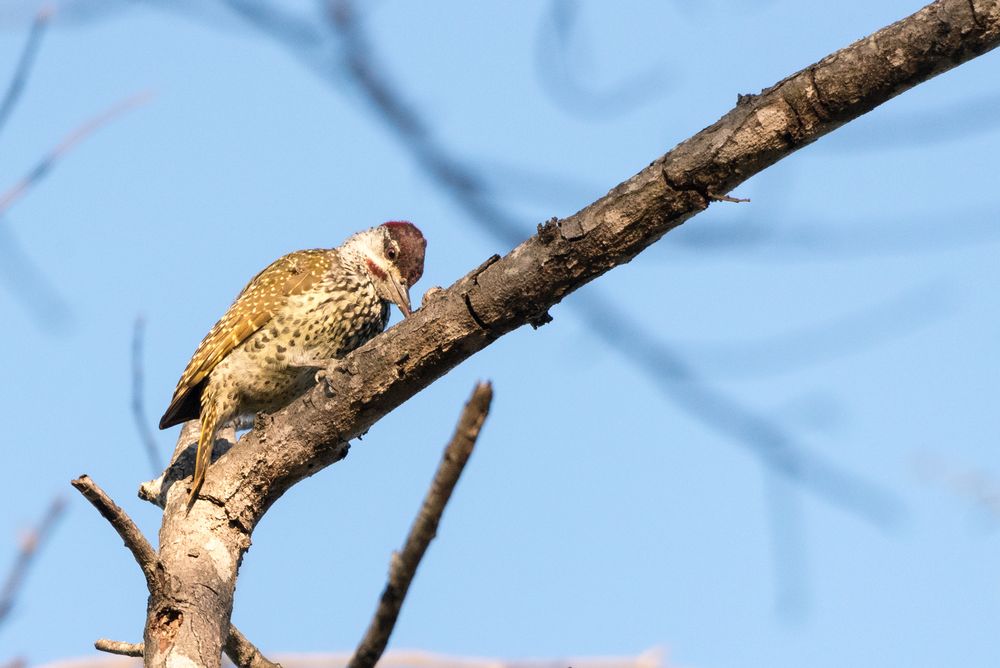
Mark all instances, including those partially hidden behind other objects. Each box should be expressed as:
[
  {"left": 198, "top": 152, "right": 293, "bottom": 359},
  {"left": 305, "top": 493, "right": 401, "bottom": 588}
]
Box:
[{"left": 159, "top": 250, "right": 333, "bottom": 429}]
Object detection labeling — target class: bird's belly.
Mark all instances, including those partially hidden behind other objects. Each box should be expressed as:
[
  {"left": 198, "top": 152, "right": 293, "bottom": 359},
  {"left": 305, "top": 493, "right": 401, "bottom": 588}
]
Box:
[
  {"left": 208, "top": 293, "right": 389, "bottom": 421},
  {"left": 211, "top": 346, "right": 313, "bottom": 416}
]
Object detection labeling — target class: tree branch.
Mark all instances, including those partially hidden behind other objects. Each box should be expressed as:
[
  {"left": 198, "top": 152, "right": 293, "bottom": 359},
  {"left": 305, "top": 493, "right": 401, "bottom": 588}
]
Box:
[
  {"left": 322, "top": 0, "right": 892, "bottom": 523},
  {"left": 0, "top": 215, "right": 72, "bottom": 330},
  {"left": 0, "top": 90, "right": 151, "bottom": 217},
  {"left": 71, "top": 475, "right": 279, "bottom": 668},
  {"left": 223, "top": 0, "right": 895, "bottom": 548},
  {"left": 212, "top": 0, "right": 998, "bottom": 516},
  {"left": 71, "top": 475, "right": 160, "bottom": 593},
  {"left": 93, "top": 639, "right": 143, "bottom": 657},
  {"left": 140, "top": 2, "right": 1000, "bottom": 665},
  {"left": 0, "top": 6, "right": 52, "bottom": 138},
  {"left": 92, "top": 626, "right": 284, "bottom": 668},
  {"left": 225, "top": 625, "right": 284, "bottom": 668},
  {"left": 132, "top": 315, "right": 164, "bottom": 475},
  {"left": 0, "top": 495, "right": 66, "bottom": 628},
  {"left": 349, "top": 382, "right": 493, "bottom": 668}
]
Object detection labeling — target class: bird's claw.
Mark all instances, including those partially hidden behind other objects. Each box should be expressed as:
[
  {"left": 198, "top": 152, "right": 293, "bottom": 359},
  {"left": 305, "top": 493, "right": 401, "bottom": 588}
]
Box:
[
  {"left": 421, "top": 285, "right": 445, "bottom": 304},
  {"left": 315, "top": 368, "right": 338, "bottom": 398}
]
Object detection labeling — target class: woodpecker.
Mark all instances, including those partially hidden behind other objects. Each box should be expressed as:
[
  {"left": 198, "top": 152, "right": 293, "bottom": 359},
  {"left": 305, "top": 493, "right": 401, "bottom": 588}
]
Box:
[{"left": 159, "top": 221, "right": 426, "bottom": 504}]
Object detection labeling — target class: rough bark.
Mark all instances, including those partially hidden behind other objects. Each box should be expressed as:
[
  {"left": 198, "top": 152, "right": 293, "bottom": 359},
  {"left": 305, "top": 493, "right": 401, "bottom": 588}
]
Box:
[
  {"left": 72, "top": 474, "right": 279, "bottom": 668},
  {"left": 138, "top": 1, "right": 1000, "bottom": 666}
]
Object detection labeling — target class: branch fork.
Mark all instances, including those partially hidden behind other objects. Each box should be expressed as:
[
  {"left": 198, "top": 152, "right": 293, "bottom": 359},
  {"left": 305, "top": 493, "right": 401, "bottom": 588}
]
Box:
[
  {"left": 75, "top": 382, "right": 493, "bottom": 668},
  {"left": 70, "top": 475, "right": 281, "bottom": 668}
]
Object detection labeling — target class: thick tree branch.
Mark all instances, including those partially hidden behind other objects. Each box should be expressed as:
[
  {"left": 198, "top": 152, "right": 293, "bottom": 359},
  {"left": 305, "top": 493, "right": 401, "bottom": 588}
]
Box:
[
  {"left": 223, "top": 0, "right": 899, "bottom": 554},
  {"left": 323, "top": 0, "right": 898, "bottom": 525},
  {"left": 350, "top": 382, "right": 493, "bottom": 668},
  {"left": 212, "top": 0, "right": 999, "bottom": 517},
  {"left": 71, "top": 476, "right": 279, "bottom": 668},
  {"left": 142, "top": 2, "right": 1000, "bottom": 665}
]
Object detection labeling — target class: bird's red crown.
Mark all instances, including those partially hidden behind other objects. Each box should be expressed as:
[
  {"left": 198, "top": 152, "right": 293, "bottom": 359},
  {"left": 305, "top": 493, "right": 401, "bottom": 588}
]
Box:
[{"left": 380, "top": 221, "right": 426, "bottom": 285}]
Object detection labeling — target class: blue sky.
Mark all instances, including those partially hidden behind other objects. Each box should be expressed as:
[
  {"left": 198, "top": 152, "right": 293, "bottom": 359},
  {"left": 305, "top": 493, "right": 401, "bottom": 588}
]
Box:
[{"left": 1, "top": 1, "right": 998, "bottom": 666}]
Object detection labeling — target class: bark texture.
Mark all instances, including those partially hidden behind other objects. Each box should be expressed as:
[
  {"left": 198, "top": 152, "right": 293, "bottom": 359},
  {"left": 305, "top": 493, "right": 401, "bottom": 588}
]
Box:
[
  {"left": 140, "top": 1, "right": 1000, "bottom": 665},
  {"left": 72, "top": 473, "right": 279, "bottom": 668}
]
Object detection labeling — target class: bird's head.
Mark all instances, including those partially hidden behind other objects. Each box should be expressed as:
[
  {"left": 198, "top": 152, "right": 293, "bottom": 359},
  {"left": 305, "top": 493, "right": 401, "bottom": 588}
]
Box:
[{"left": 346, "top": 221, "right": 426, "bottom": 316}]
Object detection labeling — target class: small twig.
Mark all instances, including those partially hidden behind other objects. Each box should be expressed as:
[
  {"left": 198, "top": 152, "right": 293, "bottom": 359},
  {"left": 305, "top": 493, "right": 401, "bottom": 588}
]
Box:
[
  {"left": 707, "top": 191, "right": 750, "bottom": 203},
  {"left": 0, "top": 90, "right": 152, "bottom": 216},
  {"left": 0, "top": 494, "right": 66, "bottom": 628},
  {"left": 0, "top": 5, "right": 53, "bottom": 138},
  {"left": 348, "top": 382, "right": 494, "bottom": 668},
  {"left": 94, "top": 630, "right": 283, "bottom": 668},
  {"left": 72, "top": 475, "right": 280, "bottom": 668},
  {"left": 0, "top": 217, "right": 72, "bottom": 329},
  {"left": 94, "top": 638, "right": 143, "bottom": 657},
  {"left": 71, "top": 475, "right": 159, "bottom": 592},
  {"left": 226, "top": 625, "right": 284, "bottom": 668},
  {"left": 132, "top": 315, "right": 163, "bottom": 474}
]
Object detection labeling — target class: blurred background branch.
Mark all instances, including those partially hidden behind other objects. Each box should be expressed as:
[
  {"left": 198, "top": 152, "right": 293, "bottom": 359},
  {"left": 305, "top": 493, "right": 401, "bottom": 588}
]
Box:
[
  {"left": 0, "top": 495, "right": 66, "bottom": 629},
  {"left": 534, "top": 0, "right": 670, "bottom": 119},
  {"left": 131, "top": 315, "right": 163, "bottom": 475},
  {"left": 0, "top": 6, "right": 150, "bottom": 330},
  {"left": 0, "top": 5, "right": 51, "bottom": 136},
  {"left": 0, "top": 90, "right": 151, "bottom": 217}
]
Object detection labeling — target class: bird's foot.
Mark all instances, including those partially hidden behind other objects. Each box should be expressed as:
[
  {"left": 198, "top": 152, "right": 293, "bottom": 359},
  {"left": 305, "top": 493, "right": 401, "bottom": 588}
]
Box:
[
  {"left": 315, "top": 367, "right": 339, "bottom": 398},
  {"left": 421, "top": 285, "right": 445, "bottom": 305}
]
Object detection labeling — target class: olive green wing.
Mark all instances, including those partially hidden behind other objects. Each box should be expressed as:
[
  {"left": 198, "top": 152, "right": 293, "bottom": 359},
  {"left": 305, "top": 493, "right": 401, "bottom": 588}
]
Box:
[{"left": 158, "top": 249, "right": 331, "bottom": 429}]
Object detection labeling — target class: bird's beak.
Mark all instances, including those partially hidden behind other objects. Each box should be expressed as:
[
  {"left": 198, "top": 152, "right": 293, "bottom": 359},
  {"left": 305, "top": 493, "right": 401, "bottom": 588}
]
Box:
[{"left": 387, "top": 271, "right": 412, "bottom": 317}]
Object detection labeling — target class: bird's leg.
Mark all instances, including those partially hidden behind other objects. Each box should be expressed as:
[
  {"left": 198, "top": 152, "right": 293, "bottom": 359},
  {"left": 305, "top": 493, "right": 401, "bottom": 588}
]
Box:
[
  {"left": 254, "top": 350, "right": 325, "bottom": 374},
  {"left": 284, "top": 350, "right": 328, "bottom": 370}
]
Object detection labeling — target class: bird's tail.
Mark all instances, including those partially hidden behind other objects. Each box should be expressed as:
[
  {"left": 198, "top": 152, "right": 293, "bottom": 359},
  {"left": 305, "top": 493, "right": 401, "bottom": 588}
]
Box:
[{"left": 188, "top": 401, "right": 219, "bottom": 507}]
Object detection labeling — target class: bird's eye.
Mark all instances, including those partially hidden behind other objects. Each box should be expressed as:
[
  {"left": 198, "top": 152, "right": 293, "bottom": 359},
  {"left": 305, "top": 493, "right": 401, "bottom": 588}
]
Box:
[{"left": 387, "top": 248, "right": 397, "bottom": 260}]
